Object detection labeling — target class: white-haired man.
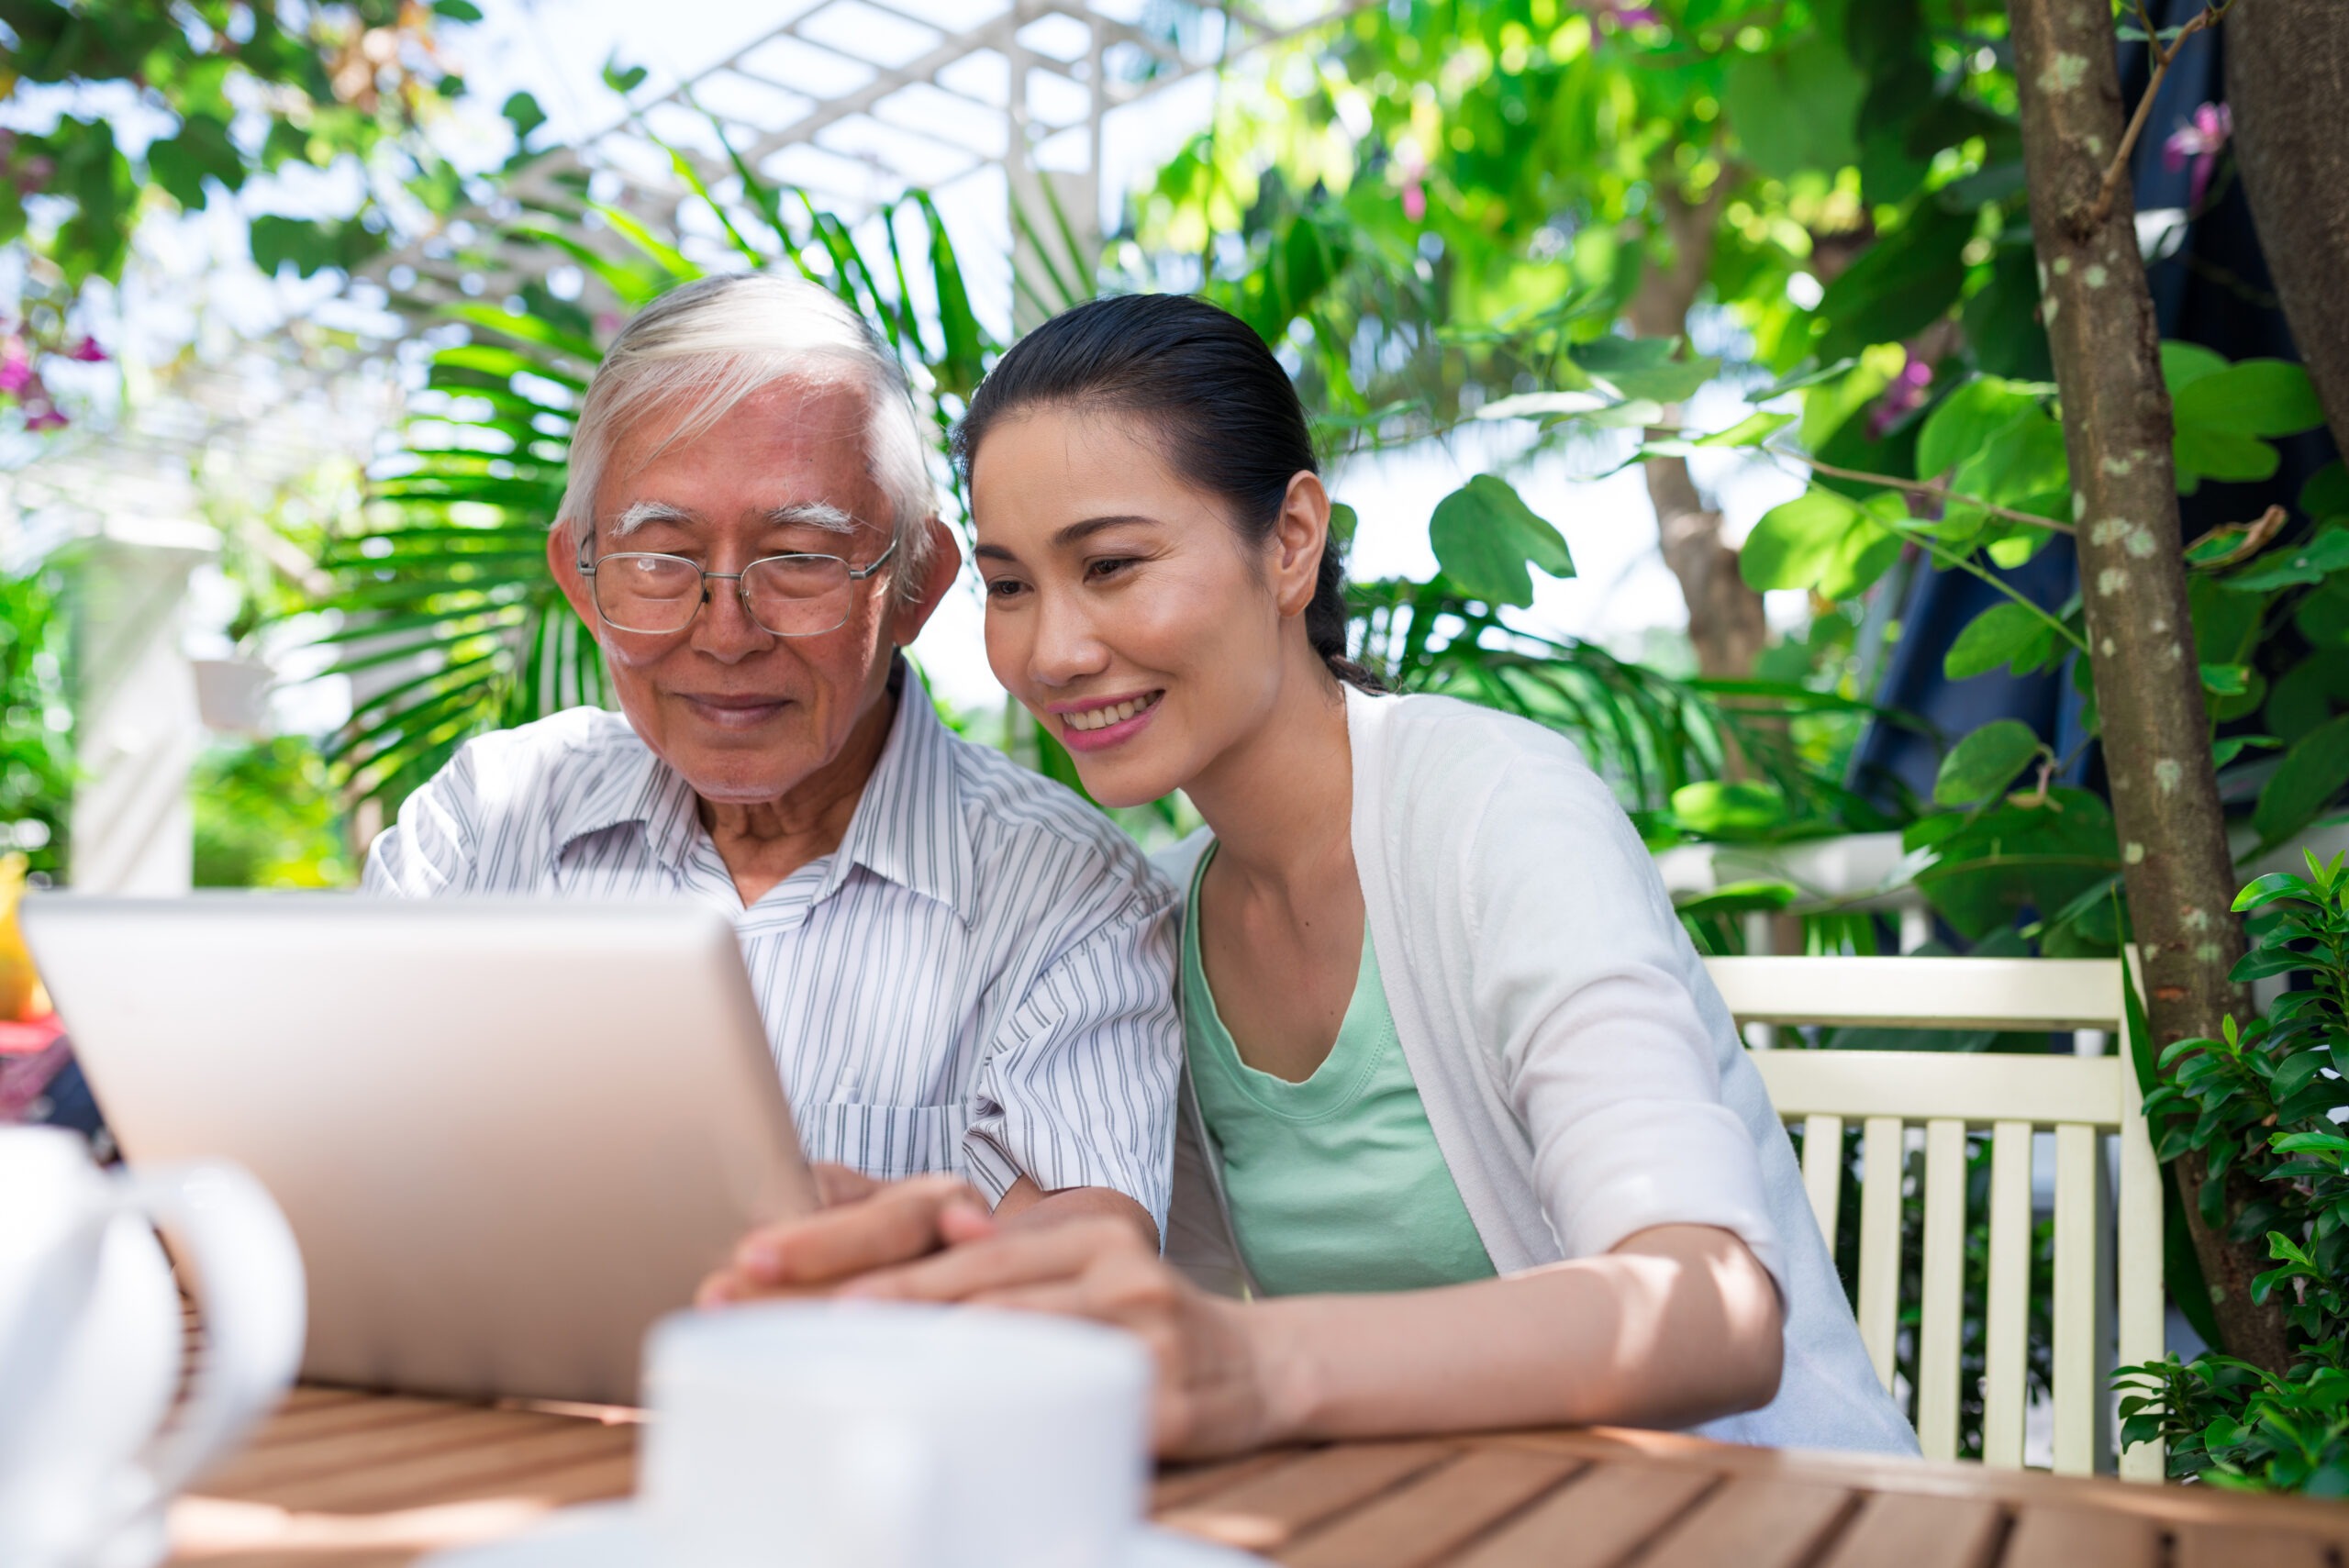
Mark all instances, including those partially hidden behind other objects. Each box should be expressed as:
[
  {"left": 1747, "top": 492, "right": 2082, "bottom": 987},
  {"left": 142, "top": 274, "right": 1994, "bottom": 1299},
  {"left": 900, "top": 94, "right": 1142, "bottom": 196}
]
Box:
[{"left": 364, "top": 272, "right": 1177, "bottom": 1250}]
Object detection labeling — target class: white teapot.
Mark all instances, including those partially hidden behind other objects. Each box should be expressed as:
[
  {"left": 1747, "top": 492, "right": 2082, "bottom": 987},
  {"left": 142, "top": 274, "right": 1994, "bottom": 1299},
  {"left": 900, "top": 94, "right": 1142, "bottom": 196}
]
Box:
[{"left": 0, "top": 1126, "right": 306, "bottom": 1568}]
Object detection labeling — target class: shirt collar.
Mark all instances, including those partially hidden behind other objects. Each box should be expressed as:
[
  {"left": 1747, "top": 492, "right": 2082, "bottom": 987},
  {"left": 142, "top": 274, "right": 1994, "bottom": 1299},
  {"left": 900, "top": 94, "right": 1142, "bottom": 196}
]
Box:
[{"left": 551, "top": 662, "right": 974, "bottom": 921}]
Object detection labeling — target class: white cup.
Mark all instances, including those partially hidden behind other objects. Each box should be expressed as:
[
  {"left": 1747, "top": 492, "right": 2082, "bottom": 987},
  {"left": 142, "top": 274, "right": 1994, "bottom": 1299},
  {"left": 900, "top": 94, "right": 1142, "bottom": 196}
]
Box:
[
  {"left": 0, "top": 1126, "right": 306, "bottom": 1568},
  {"left": 641, "top": 1302, "right": 1152, "bottom": 1568}
]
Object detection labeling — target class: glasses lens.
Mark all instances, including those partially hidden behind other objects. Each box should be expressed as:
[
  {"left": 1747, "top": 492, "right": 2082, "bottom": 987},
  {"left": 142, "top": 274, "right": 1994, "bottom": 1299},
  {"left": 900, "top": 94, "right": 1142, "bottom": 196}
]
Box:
[
  {"left": 743, "top": 555, "right": 853, "bottom": 637},
  {"left": 594, "top": 553, "right": 704, "bottom": 633}
]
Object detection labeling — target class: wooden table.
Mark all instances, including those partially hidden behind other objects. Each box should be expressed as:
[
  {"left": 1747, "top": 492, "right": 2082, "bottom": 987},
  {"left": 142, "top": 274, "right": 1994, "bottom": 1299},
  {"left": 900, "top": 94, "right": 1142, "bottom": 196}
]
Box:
[{"left": 167, "top": 1388, "right": 2349, "bottom": 1568}]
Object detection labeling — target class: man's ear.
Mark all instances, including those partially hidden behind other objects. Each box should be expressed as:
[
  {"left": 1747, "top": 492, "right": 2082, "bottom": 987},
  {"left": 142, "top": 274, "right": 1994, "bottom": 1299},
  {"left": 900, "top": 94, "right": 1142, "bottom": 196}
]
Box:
[
  {"left": 887, "top": 518, "right": 964, "bottom": 648},
  {"left": 548, "top": 522, "right": 601, "bottom": 637},
  {"left": 1270, "top": 470, "right": 1331, "bottom": 619}
]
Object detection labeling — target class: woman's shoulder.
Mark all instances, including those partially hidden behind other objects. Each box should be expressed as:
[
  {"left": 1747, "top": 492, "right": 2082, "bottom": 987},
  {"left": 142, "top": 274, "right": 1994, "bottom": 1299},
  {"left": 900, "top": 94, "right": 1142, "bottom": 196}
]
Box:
[{"left": 1352, "top": 688, "right": 1609, "bottom": 814}]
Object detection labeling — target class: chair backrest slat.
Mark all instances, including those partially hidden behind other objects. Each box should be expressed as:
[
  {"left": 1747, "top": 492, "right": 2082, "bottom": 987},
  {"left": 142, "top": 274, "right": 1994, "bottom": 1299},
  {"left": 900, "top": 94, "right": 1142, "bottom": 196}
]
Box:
[
  {"left": 1798, "top": 1112, "right": 1844, "bottom": 1241},
  {"left": 1856, "top": 1115, "right": 1906, "bottom": 1392},
  {"left": 1982, "top": 1119, "right": 2035, "bottom": 1469},
  {"left": 1707, "top": 954, "right": 2125, "bottom": 1031},
  {"left": 1709, "top": 954, "right": 2164, "bottom": 1481},
  {"left": 1917, "top": 1117, "right": 1970, "bottom": 1462},
  {"left": 2052, "top": 1121, "right": 2101, "bottom": 1475}
]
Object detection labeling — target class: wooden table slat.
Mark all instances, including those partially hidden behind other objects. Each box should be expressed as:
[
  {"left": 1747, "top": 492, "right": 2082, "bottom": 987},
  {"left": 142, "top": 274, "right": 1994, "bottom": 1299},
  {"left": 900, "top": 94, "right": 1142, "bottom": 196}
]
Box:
[
  {"left": 1449, "top": 1459, "right": 1719, "bottom": 1568},
  {"left": 1999, "top": 1506, "right": 2164, "bottom": 1568},
  {"left": 240, "top": 1396, "right": 495, "bottom": 1451},
  {"left": 2172, "top": 1521, "right": 2337, "bottom": 1568},
  {"left": 256, "top": 1424, "right": 638, "bottom": 1514},
  {"left": 202, "top": 1409, "right": 582, "bottom": 1493},
  {"left": 1152, "top": 1450, "right": 1309, "bottom": 1512},
  {"left": 1814, "top": 1492, "right": 2009, "bottom": 1568},
  {"left": 1637, "top": 1475, "right": 1857, "bottom": 1568},
  {"left": 1276, "top": 1448, "right": 1582, "bottom": 1568},
  {"left": 1153, "top": 1440, "right": 1456, "bottom": 1555}
]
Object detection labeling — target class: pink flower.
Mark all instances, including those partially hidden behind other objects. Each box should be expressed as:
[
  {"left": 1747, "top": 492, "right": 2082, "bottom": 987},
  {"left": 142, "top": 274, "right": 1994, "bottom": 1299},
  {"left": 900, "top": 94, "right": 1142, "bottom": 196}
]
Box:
[
  {"left": 0, "top": 339, "right": 30, "bottom": 395},
  {"left": 67, "top": 336, "right": 106, "bottom": 363},
  {"left": 22, "top": 401, "right": 67, "bottom": 432},
  {"left": 2163, "top": 102, "right": 2231, "bottom": 210},
  {"left": 1867, "top": 353, "right": 1935, "bottom": 440},
  {"left": 1402, "top": 181, "right": 1426, "bottom": 222}
]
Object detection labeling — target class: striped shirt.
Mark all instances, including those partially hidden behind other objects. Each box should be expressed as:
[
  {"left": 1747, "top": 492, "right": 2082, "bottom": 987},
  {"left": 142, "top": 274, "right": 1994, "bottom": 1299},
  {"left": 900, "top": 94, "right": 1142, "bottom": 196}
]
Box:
[{"left": 362, "top": 670, "right": 1182, "bottom": 1229}]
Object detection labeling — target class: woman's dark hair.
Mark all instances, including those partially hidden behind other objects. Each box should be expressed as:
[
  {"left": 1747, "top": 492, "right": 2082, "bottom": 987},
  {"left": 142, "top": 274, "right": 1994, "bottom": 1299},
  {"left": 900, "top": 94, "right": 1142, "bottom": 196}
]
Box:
[{"left": 952, "top": 293, "right": 1383, "bottom": 692}]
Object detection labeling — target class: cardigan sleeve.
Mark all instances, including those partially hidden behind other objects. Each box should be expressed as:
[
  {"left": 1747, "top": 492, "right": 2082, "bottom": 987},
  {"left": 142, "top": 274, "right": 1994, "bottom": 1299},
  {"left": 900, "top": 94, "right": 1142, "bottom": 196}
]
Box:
[{"left": 1455, "top": 734, "right": 1787, "bottom": 1293}]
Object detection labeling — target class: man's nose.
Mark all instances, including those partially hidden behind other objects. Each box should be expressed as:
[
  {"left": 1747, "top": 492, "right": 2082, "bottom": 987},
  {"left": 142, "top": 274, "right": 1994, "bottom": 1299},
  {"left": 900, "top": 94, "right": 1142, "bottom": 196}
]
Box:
[
  {"left": 1028, "top": 588, "right": 1110, "bottom": 688},
  {"left": 688, "top": 574, "right": 776, "bottom": 662}
]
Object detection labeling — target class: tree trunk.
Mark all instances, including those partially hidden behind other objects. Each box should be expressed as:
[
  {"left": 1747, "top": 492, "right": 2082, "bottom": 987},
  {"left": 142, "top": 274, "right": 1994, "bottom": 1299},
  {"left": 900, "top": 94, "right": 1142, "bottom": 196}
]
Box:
[
  {"left": 2006, "top": 0, "right": 2293, "bottom": 1373},
  {"left": 1631, "top": 187, "right": 1768, "bottom": 684},
  {"left": 2226, "top": 0, "right": 2349, "bottom": 455}
]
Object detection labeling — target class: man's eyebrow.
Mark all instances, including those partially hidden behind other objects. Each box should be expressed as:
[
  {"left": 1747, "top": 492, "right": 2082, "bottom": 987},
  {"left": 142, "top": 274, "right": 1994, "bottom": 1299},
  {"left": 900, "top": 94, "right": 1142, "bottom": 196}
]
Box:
[
  {"left": 612, "top": 500, "right": 696, "bottom": 536},
  {"left": 762, "top": 502, "right": 861, "bottom": 535}
]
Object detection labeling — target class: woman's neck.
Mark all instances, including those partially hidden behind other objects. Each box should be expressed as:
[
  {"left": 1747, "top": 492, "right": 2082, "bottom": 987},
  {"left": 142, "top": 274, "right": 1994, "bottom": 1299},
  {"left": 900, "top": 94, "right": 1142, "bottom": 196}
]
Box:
[{"left": 1183, "top": 648, "right": 1355, "bottom": 902}]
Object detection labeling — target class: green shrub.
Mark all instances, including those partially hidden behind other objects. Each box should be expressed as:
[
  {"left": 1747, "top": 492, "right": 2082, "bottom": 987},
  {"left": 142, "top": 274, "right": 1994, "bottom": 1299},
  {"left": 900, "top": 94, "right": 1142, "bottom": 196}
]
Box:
[{"left": 2117, "top": 851, "right": 2349, "bottom": 1494}]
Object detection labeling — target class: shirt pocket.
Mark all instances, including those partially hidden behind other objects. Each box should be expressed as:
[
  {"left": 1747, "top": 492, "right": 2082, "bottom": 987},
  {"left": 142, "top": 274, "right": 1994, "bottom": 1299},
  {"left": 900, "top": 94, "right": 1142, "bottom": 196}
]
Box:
[{"left": 800, "top": 1101, "right": 973, "bottom": 1184}]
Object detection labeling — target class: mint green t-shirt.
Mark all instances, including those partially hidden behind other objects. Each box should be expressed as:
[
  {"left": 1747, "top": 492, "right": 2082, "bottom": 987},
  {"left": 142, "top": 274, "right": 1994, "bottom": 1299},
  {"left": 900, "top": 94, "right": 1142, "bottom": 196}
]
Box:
[{"left": 1183, "top": 847, "right": 1497, "bottom": 1296}]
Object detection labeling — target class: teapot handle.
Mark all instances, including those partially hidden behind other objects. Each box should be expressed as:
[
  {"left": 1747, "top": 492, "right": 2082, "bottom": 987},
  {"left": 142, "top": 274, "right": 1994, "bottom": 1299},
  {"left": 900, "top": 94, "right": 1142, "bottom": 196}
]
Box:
[{"left": 119, "top": 1162, "right": 306, "bottom": 1503}]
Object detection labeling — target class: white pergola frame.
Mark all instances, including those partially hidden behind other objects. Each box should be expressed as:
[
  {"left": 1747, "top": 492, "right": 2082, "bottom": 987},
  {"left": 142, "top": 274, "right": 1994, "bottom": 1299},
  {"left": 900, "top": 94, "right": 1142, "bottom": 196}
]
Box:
[{"left": 381, "top": 0, "right": 1366, "bottom": 322}]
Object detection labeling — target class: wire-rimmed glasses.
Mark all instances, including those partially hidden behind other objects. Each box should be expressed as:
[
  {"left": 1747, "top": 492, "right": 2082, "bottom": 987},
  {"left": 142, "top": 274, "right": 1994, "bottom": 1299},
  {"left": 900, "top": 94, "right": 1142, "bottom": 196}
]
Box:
[{"left": 576, "top": 537, "right": 897, "bottom": 638}]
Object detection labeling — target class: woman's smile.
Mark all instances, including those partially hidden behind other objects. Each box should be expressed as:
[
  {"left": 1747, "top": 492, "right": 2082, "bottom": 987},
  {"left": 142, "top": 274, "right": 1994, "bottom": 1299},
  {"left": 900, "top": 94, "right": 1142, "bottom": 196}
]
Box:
[{"left": 1052, "top": 688, "right": 1165, "bottom": 750}]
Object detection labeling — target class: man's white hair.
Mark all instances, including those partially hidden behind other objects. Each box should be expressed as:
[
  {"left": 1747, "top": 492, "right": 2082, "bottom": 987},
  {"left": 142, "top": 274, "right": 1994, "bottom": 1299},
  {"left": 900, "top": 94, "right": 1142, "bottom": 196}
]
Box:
[{"left": 556, "top": 272, "right": 938, "bottom": 598}]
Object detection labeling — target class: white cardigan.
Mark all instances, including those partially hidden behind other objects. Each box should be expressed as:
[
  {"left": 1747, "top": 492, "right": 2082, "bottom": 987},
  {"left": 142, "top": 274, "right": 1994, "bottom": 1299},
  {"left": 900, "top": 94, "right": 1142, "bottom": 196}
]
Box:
[{"left": 1161, "top": 685, "right": 1919, "bottom": 1456}]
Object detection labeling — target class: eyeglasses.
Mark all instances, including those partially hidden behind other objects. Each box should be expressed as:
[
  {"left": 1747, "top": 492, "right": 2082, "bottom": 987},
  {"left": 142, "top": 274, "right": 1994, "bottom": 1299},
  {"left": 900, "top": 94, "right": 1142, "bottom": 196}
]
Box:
[{"left": 576, "top": 536, "right": 897, "bottom": 639}]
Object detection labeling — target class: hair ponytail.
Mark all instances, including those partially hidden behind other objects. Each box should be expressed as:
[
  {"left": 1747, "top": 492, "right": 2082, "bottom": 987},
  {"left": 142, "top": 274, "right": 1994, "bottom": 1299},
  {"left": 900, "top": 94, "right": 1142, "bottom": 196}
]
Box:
[{"left": 952, "top": 294, "right": 1385, "bottom": 693}]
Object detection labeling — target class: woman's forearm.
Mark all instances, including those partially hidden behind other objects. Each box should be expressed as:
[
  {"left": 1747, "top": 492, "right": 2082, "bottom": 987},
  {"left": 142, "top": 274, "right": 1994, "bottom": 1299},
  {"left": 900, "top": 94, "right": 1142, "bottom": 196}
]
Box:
[{"left": 1243, "top": 1224, "right": 1786, "bottom": 1442}]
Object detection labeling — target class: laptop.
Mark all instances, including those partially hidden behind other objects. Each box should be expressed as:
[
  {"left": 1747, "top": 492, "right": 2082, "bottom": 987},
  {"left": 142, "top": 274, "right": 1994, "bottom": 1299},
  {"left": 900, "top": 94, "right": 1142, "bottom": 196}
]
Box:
[{"left": 23, "top": 895, "right": 818, "bottom": 1407}]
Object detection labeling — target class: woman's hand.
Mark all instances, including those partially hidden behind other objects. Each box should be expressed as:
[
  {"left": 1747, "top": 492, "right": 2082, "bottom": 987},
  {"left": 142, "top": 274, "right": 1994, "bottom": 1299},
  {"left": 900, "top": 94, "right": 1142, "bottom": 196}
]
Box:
[
  {"left": 841, "top": 1217, "right": 1296, "bottom": 1460},
  {"left": 696, "top": 1164, "right": 998, "bottom": 1307}
]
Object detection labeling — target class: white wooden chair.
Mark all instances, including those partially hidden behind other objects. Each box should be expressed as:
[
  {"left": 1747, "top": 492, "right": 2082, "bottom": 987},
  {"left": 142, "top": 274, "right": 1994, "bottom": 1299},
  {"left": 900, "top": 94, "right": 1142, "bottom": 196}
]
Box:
[{"left": 1702, "top": 955, "right": 2164, "bottom": 1481}]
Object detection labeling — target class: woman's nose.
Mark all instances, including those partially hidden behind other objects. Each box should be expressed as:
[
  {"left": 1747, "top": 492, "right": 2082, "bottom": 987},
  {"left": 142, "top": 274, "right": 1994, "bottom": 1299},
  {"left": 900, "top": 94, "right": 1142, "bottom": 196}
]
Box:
[{"left": 1027, "top": 588, "right": 1110, "bottom": 688}]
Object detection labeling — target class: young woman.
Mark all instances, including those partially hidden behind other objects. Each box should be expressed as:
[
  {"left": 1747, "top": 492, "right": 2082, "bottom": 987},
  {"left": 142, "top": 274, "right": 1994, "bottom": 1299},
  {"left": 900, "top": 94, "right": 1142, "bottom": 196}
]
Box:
[{"left": 708, "top": 294, "right": 1915, "bottom": 1461}]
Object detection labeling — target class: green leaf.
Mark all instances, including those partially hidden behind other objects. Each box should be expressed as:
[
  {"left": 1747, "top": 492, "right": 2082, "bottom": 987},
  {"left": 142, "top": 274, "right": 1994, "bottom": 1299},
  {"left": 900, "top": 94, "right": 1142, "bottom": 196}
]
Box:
[
  {"left": 145, "top": 113, "right": 242, "bottom": 209},
  {"left": 1696, "top": 411, "right": 1798, "bottom": 448},
  {"left": 1950, "top": 410, "right": 2068, "bottom": 508},
  {"left": 1742, "top": 486, "right": 1897, "bottom": 597},
  {"left": 1944, "top": 601, "right": 2056, "bottom": 680},
  {"left": 2201, "top": 663, "right": 2252, "bottom": 696},
  {"left": 2253, "top": 713, "right": 2349, "bottom": 847},
  {"left": 2175, "top": 424, "right": 2280, "bottom": 487},
  {"left": 1475, "top": 390, "right": 1622, "bottom": 422},
  {"left": 1427, "top": 474, "right": 1575, "bottom": 607},
  {"left": 1812, "top": 204, "right": 1974, "bottom": 361},
  {"left": 1328, "top": 502, "right": 1358, "bottom": 546},
  {"left": 1568, "top": 336, "right": 1720, "bottom": 404},
  {"left": 2220, "top": 528, "right": 2349, "bottom": 594},
  {"left": 2299, "top": 460, "right": 2349, "bottom": 522},
  {"left": 1669, "top": 780, "right": 1788, "bottom": 839},
  {"left": 602, "top": 55, "right": 650, "bottom": 94},
  {"left": 2211, "top": 734, "right": 2279, "bottom": 771},
  {"left": 2172, "top": 359, "right": 2326, "bottom": 439},
  {"left": 501, "top": 91, "right": 547, "bottom": 143},
  {"left": 2160, "top": 340, "right": 2229, "bottom": 390},
  {"left": 1917, "top": 377, "right": 2040, "bottom": 483},
  {"left": 434, "top": 0, "right": 485, "bottom": 16},
  {"left": 1720, "top": 36, "right": 1867, "bottom": 180},
  {"left": 1935, "top": 718, "right": 2045, "bottom": 806}
]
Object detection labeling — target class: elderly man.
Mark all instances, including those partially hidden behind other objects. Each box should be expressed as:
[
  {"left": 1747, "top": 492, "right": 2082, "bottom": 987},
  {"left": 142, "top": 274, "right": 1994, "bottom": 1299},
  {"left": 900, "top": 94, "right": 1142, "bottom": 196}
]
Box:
[{"left": 364, "top": 272, "right": 1177, "bottom": 1247}]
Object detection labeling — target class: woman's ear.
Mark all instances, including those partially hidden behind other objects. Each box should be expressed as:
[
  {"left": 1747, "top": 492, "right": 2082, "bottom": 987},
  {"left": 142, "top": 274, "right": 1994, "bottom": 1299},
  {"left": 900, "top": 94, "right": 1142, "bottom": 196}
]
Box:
[{"left": 1269, "top": 470, "right": 1330, "bottom": 619}]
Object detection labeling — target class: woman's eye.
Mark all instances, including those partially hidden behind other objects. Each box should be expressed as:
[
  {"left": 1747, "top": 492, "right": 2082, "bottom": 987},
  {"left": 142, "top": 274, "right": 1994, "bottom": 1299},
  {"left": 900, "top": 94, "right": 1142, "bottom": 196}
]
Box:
[
  {"left": 983, "top": 577, "right": 1028, "bottom": 601},
  {"left": 1085, "top": 557, "right": 1136, "bottom": 582}
]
